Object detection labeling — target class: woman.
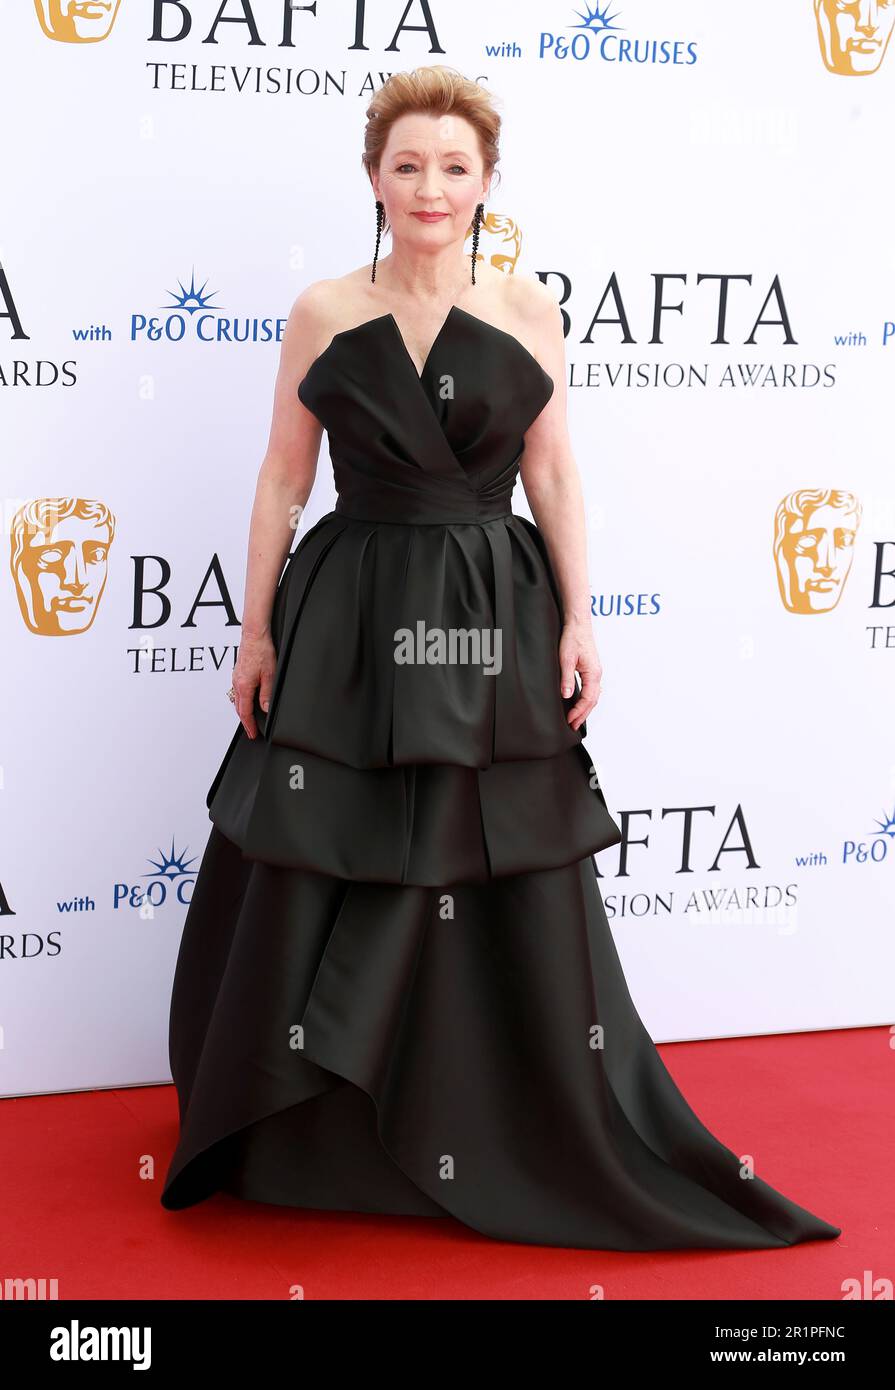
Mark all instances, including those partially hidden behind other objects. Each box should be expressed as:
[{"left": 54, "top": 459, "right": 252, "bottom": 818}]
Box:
[{"left": 160, "top": 66, "right": 841, "bottom": 1251}]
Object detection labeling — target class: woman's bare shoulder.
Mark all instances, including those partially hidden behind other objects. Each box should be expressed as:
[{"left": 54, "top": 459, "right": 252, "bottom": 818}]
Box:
[
  {"left": 502, "top": 271, "right": 560, "bottom": 333},
  {"left": 487, "top": 270, "right": 562, "bottom": 367},
  {"left": 288, "top": 270, "right": 376, "bottom": 324},
  {"left": 283, "top": 272, "right": 375, "bottom": 363}
]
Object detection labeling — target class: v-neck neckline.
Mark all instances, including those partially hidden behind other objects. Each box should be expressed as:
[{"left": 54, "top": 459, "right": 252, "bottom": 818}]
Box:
[
  {"left": 298, "top": 303, "right": 554, "bottom": 408},
  {"left": 384, "top": 305, "right": 459, "bottom": 381}
]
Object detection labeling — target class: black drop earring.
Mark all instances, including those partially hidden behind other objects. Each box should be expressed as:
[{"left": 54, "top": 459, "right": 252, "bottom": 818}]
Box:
[
  {"left": 470, "top": 202, "right": 485, "bottom": 284},
  {"left": 371, "top": 200, "right": 385, "bottom": 282}
]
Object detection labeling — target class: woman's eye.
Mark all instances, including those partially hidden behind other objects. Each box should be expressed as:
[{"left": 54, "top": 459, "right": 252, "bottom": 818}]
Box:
[{"left": 395, "top": 163, "right": 468, "bottom": 175}]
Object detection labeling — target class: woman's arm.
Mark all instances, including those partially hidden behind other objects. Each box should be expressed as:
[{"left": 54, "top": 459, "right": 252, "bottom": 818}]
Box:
[
  {"left": 517, "top": 288, "right": 603, "bottom": 732},
  {"left": 232, "top": 287, "right": 326, "bottom": 738}
]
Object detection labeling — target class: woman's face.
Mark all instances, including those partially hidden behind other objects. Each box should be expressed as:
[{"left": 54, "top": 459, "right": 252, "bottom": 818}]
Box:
[{"left": 373, "top": 110, "right": 489, "bottom": 245}]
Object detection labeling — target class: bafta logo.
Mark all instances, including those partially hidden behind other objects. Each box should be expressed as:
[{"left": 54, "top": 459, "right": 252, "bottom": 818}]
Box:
[
  {"left": 469, "top": 213, "right": 522, "bottom": 277},
  {"left": 33, "top": 0, "right": 123, "bottom": 43},
  {"left": 815, "top": 0, "right": 895, "bottom": 75},
  {"left": 10, "top": 497, "right": 116, "bottom": 635},
  {"left": 773, "top": 488, "right": 861, "bottom": 614}
]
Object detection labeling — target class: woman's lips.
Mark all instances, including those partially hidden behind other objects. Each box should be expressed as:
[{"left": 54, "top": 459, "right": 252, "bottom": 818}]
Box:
[{"left": 412, "top": 212, "right": 449, "bottom": 222}]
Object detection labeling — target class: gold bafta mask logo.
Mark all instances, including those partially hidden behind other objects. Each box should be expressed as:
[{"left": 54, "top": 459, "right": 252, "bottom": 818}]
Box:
[
  {"left": 10, "top": 497, "right": 116, "bottom": 635},
  {"left": 773, "top": 488, "right": 861, "bottom": 614},
  {"left": 467, "top": 212, "right": 522, "bottom": 277},
  {"left": 33, "top": 0, "right": 123, "bottom": 43},
  {"left": 815, "top": 0, "right": 895, "bottom": 75}
]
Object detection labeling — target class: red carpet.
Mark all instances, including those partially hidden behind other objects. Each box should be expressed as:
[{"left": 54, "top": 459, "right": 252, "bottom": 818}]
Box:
[{"left": 1, "top": 1026, "right": 882, "bottom": 1300}]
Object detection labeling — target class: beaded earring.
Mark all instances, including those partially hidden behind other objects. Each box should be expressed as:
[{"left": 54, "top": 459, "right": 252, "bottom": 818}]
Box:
[
  {"left": 470, "top": 201, "right": 485, "bottom": 284},
  {"left": 371, "top": 199, "right": 385, "bottom": 282}
]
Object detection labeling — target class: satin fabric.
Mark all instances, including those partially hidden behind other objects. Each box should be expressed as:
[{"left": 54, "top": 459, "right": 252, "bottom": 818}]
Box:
[{"left": 160, "top": 305, "right": 841, "bottom": 1249}]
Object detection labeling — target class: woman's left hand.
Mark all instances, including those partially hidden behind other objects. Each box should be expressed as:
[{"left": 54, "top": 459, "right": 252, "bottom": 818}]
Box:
[{"left": 558, "top": 619, "right": 603, "bottom": 731}]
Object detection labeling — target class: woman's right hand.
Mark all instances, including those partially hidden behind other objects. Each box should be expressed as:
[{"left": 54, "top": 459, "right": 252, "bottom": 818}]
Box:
[{"left": 232, "top": 630, "right": 278, "bottom": 740}]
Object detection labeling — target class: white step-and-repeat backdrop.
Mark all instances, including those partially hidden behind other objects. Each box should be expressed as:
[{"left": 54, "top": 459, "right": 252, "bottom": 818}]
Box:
[{"left": 2, "top": 1, "right": 892, "bottom": 1096}]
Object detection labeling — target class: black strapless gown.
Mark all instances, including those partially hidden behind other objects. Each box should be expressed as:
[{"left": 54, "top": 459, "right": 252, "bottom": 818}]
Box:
[{"left": 160, "top": 306, "right": 841, "bottom": 1250}]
